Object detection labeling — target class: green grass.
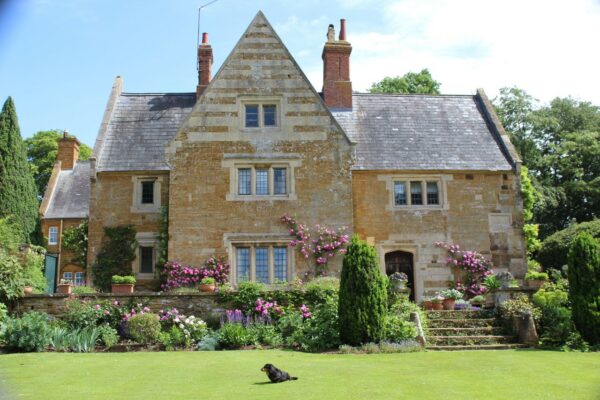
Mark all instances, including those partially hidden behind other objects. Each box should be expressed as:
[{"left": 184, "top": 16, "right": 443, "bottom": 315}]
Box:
[{"left": 0, "top": 350, "right": 599, "bottom": 399}]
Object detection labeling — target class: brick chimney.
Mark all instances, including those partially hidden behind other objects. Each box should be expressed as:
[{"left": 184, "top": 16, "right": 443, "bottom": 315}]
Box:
[
  {"left": 196, "top": 32, "right": 214, "bottom": 99},
  {"left": 322, "top": 19, "right": 352, "bottom": 110},
  {"left": 57, "top": 131, "right": 80, "bottom": 170}
]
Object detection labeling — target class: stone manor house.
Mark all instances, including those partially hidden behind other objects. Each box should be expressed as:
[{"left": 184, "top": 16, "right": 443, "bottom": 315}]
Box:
[{"left": 39, "top": 12, "right": 525, "bottom": 300}]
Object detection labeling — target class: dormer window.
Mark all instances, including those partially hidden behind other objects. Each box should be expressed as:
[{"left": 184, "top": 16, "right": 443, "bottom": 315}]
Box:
[
  {"left": 131, "top": 176, "right": 163, "bottom": 213},
  {"left": 243, "top": 102, "right": 279, "bottom": 128}
]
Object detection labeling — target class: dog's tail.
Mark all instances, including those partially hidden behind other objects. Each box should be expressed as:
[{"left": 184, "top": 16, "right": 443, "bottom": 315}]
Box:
[{"left": 290, "top": 377, "right": 298, "bottom": 380}]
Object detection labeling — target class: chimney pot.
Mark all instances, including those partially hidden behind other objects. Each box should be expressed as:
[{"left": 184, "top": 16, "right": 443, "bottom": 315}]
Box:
[
  {"left": 202, "top": 32, "right": 209, "bottom": 45},
  {"left": 339, "top": 19, "right": 347, "bottom": 41},
  {"left": 327, "top": 24, "right": 335, "bottom": 42}
]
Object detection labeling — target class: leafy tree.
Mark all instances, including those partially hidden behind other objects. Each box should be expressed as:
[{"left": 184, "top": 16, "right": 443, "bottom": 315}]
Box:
[
  {"left": 62, "top": 220, "right": 88, "bottom": 267},
  {"left": 538, "top": 220, "right": 600, "bottom": 271},
  {"left": 25, "top": 130, "right": 92, "bottom": 197},
  {"left": 567, "top": 232, "right": 600, "bottom": 345},
  {"left": 0, "top": 97, "right": 38, "bottom": 242},
  {"left": 338, "top": 235, "right": 387, "bottom": 345},
  {"left": 92, "top": 225, "right": 137, "bottom": 292},
  {"left": 369, "top": 69, "right": 441, "bottom": 94}
]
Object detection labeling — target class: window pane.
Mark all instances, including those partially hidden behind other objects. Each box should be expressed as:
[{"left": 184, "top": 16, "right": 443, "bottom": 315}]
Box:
[
  {"left": 236, "top": 247, "right": 250, "bottom": 282},
  {"left": 74, "top": 272, "right": 85, "bottom": 286},
  {"left": 427, "top": 181, "right": 439, "bottom": 205},
  {"left": 49, "top": 227, "right": 58, "bottom": 244},
  {"left": 238, "top": 168, "right": 252, "bottom": 195},
  {"left": 63, "top": 272, "right": 73, "bottom": 281},
  {"left": 411, "top": 181, "right": 422, "bottom": 205},
  {"left": 245, "top": 105, "right": 259, "bottom": 127},
  {"left": 256, "top": 169, "right": 268, "bottom": 195},
  {"left": 274, "top": 247, "right": 287, "bottom": 282},
  {"left": 394, "top": 182, "right": 406, "bottom": 205},
  {"left": 263, "top": 105, "right": 276, "bottom": 126},
  {"left": 141, "top": 181, "right": 154, "bottom": 204},
  {"left": 140, "top": 246, "right": 154, "bottom": 273},
  {"left": 255, "top": 247, "right": 269, "bottom": 283},
  {"left": 273, "top": 168, "right": 287, "bottom": 194}
]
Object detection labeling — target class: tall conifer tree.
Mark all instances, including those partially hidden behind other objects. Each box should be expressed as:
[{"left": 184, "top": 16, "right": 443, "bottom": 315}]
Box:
[{"left": 0, "top": 97, "right": 38, "bottom": 242}]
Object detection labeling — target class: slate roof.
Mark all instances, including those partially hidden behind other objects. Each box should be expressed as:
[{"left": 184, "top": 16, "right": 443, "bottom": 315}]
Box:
[
  {"left": 45, "top": 161, "right": 90, "bottom": 219},
  {"left": 332, "top": 94, "right": 514, "bottom": 171},
  {"left": 96, "top": 93, "right": 196, "bottom": 171}
]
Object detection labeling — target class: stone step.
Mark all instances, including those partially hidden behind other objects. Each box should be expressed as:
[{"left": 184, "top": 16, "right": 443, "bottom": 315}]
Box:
[
  {"left": 428, "top": 318, "right": 497, "bottom": 328},
  {"left": 426, "top": 310, "right": 494, "bottom": 320},
  {"left": 428, "top": 327, "right": 504, "bottom": 336},
  {"left": 426, "top": 344, "right": 529, "bottom": 351},
  {"left": 427, "top": 335, "right": 513, "bottom": 346}
]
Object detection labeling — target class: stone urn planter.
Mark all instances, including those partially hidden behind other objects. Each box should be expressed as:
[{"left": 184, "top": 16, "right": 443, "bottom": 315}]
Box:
[{"left": 526, "top": 279, "right": 545, "bottom": 289}]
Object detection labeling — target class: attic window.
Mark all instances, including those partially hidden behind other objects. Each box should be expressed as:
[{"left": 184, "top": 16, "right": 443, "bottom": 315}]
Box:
[
  {"left": 131, "top": 176, "right": 163, "bottom": 213},
  {"left": 243, "top": 101, "right": 279, "bottom": 128}
]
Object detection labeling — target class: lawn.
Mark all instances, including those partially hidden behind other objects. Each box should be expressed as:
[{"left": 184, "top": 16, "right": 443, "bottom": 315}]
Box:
[{"left": 0, "top": 350, "right": 599, "bottom": 400}]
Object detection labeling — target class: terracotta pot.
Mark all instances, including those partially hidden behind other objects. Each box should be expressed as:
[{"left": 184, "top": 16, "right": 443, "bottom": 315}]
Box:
[
  {"left": 199, "top": 283, "right": 216, "bottom": 293},
  {"left": 527, "top": 279, "right": 545, "bottom": 289},
  {"left": 23, "top": 286, "right": 33, "bottom": 295},
  {"left": 111, "top": 284, "right": 134, "bottom": 294},
  {"left": 442, "top": 298, "right": 456, "bottom": 310},
  {"left": 432, "top": 302, "right": 444, "bottom": 310},
  {"left": 57, "top": 284, "right": 72, "bottom": 294},
  {"left": 423, "top": 300, "right": 433, "bottom": 311}
]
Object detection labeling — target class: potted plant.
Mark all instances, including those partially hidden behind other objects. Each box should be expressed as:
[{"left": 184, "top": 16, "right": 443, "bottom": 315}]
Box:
[
  {"left": 440, "top": 288, "right": 463, "bottom": 310},
  {"left": 199, "top": 277, "right": 216, "bottom": 292},
  {"left": 470, "top": 294, "right": 486, "bottom": 307},
  {"left": 389, "top": 272, "right": 409, "bottom": 291},
  {"left": 496, "top": 271, "right": 514, "bottom": 289},
  {"left": 111, "top": 275, "right": 136, "bottom": 294},
  {"left": 57, "top": 279, "right": 73, "bottom": 294},
  {"left": 431, "top": 295, "right": 444, "bottom": 310},
  {"left": 524, "top": 271, "right": 549, "bottom": 289},
  {"left": 422, "top": 296, "right": 434, "bottom": 311}
]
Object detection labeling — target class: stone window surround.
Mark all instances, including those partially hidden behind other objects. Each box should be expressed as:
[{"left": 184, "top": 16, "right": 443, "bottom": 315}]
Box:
[
  {"left": 134, "top": 232, "right": 158, "bottom": 278},
  {"left": 239, "top": 96, "right": 281, "bottom": 132},
  {"left": 48, "top": 226, "right": 59, "bottom": 245},
  {"left": 378, "top": 174, "right": 452, "bottom": 211},
  {"left": 223, "top": 154, "right": 301, "bottom": 201},
  {"left": 131, "top": 176, "right": 163, "bottom": 213},
  {"left": 224, "top": 233, "right": 294, "bottom": 285}
]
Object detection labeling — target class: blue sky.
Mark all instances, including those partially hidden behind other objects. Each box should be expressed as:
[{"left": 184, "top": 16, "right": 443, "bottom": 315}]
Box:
[{"left": 1, "top": 0, "right": 599, "bottom": 147}]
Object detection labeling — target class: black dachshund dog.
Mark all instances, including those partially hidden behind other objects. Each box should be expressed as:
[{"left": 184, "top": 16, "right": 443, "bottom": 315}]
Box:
[{"left": 261, "top": 364, "right": 298, "bottom": 383}]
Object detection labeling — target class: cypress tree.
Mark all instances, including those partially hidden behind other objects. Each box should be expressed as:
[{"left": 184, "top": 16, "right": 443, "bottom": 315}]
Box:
[
  {"left": 0, "top": 97, "right": 38, "bottom": 242},
  {"left": 567, "top": 232, "right": 600, "bottom": 345},
  {"left": 338, "top": 235, "right": 388, "bottom": 345}
]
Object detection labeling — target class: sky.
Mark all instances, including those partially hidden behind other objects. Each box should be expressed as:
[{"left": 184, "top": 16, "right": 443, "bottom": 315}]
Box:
[{"left": 1, "top": 0, "right": 599, "bottom": 147}]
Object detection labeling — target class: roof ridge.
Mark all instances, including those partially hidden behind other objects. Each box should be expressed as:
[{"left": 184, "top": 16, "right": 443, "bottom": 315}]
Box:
[
  {"left": 121, "top": 92, "right": 195, "bottom": 96},
  {"left": 352, "top": 92, "right": 475, "bottom": 98}
]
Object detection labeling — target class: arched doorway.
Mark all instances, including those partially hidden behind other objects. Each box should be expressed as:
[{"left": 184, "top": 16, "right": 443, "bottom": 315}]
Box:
[{"left": 385, "top": 251, "right": 414, "bottom": 301}]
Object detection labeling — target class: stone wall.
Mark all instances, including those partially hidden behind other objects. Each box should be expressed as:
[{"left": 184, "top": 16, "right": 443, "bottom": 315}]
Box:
[
  {"left": 16, "top": 293, "right": 224, "bottom": 320},
  {"left": 353, "top": 170, "right": 526, "bottom": 300}
]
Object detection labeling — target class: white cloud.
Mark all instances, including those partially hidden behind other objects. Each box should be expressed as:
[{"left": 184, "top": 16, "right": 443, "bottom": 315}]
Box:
[{"left": 339, "top": 0, "right": 600, "bottom": 103}]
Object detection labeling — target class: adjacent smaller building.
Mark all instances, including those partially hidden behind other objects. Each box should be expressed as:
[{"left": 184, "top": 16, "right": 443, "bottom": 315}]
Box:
[{"left": 39, "top": 134, "right": 90, "bottom": 285}]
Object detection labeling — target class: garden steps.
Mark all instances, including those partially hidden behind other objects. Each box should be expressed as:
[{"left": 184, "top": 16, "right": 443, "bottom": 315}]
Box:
[
  {"left": 428, "top": 318, "right": 496, "bottom": 328},
  {"left": 425, "top": 309, "right": 523, "bottom": 351}
]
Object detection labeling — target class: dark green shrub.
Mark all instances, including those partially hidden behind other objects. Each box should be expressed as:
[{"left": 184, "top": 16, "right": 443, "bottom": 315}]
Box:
[
  {"left": 338, "top": 235, "right": 388, "bottom": 345},
  {"left": 277, "top": 310, "right": 304, "bottom": 346},
  {"left": 567, "top": 232, "right": 600, "bottom": 345},
  {"left": 3, "top": 312, "right": 51, "bottom": 352},
  {"left": 218, "top": 323, "right": 249, "bottom": 349},
  {"left": 127, "top": 313, "right": 161, "bottom": 344},
  {"left": 538, "top": 219, "right": 600, "bottom": 270},
  {"left": 0, "top": 302, "right": 7, "bottom": 323},
  {"left": 92, "top": 225, "right": 137, "bottom": 292},
  {"left": 159, "top": 325, "right": 188, "bottom": 350},
  {"left": 384, "top": 302, "right": 419, "bottom": 342},
  {"left": 222, "top": 281, "right": 265, "bottom": 311},
  {"left": 0, "top": 249, "right": 25, "bottom": 303}
]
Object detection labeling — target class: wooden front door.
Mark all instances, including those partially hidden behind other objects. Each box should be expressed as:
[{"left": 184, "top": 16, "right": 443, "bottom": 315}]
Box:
[{"left": 385, "top": 251, "right": 414, "bottom": 301}]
